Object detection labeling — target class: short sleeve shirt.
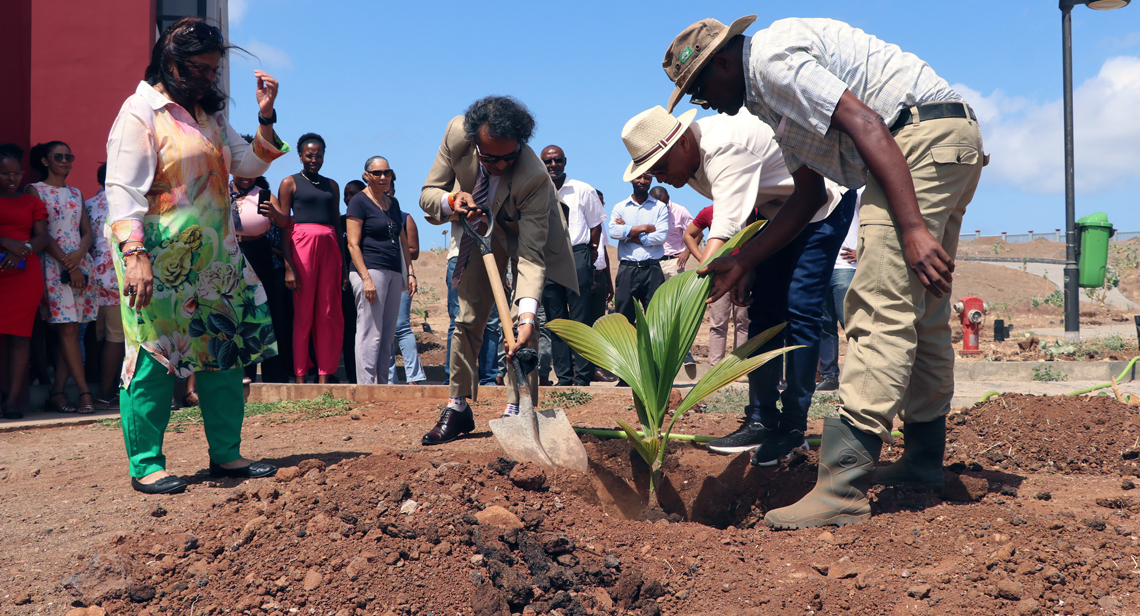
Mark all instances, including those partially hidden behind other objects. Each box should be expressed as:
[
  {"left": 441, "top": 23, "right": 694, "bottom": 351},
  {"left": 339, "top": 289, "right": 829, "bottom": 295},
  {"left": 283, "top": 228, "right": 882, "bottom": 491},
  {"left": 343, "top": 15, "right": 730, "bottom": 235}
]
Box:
[
  {"left": 557, "top": 178, "right": 606, "bottom": 247},
  {"left": 743, "top": 18, "right": 961, "bottom": 189},
  {"left": 346, "top": 192, "right": 403, "bottom": 272},
  {"left": 693, "top": 205, "right": 714, "bottom": 232}
]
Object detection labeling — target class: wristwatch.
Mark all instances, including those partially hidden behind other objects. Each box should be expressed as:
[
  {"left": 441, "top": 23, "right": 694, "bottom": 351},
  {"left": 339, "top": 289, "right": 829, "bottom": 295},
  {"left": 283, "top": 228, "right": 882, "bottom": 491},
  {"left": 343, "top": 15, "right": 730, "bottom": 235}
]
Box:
[
  {"left": 258, "top": 109, "right": 277, "bottom": 125},
  {"left": 517, "top": 317, "right": 537, "bottom": 327},
  {"left": 23, "top": 242, "right": 32, "bottom": 252}
]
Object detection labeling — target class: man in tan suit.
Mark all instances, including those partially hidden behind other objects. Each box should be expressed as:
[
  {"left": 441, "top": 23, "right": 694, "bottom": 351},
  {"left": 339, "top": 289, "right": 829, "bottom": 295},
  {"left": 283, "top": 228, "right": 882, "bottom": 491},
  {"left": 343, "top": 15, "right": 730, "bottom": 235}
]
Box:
[{"left": 419, "top": 95, "right": 577, "bottom": 445}]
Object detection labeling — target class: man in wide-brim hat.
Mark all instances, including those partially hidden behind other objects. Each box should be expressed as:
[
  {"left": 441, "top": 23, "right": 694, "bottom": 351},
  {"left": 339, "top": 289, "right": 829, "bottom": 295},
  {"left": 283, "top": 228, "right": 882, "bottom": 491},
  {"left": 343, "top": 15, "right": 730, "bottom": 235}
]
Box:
[
  {"left": 659, "top": 16, "right": 986, "bottom": 530},
  {"left": 621, "top": 105, "right": 855, "bottom": 470}
]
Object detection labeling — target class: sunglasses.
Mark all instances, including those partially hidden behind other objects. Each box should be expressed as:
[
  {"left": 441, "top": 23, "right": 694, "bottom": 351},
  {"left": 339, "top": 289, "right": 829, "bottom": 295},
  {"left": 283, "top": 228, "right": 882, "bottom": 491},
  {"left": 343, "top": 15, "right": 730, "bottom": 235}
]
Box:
[
  {"left": 51, "top": 153, "right": 75, "bottom": 163},
  {"left": 187, "top": 21, "right": 224, "bottom": 46},
  {"left": 367, "top": 169, "right": 394, "bottom": 178},
  {"left": 475, "top": 143, "right": 522, "bottom": 165},
  {"left": 542, "top": 157, "right": 566, "bottom": 166}
]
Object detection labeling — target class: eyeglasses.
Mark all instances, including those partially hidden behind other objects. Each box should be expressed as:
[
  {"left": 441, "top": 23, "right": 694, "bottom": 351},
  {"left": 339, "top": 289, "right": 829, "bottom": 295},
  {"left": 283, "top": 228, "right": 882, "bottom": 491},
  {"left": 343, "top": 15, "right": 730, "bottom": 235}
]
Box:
[
  {"left": 367, "top": 169, "right": 394, "bottom": 178},
  {"left": 51, "top": 153, "right": 75, "bottom": 163},
  {"left": 475, "top": 143, "right": 522, "bottom": 165},
  {"left": 542, "top": 157, "right": 566, "bottom": 166},
  {"left": 646, "top": 158, "right": 668, "bottom": 176},
  {"left": 186, "top": 60, "right": 221, "bottom": 78}
]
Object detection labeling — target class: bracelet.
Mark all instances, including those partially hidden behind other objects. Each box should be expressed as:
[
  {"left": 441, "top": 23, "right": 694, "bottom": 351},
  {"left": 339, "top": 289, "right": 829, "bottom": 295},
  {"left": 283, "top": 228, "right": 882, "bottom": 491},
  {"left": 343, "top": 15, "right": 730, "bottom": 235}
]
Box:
[
  {"left": 408, "top": 274, "right": 416, "bottom": 279},
  {"left": 258, "top": 109, "right": 277, "bottom": 125},
  {"left": 122, "top": 247, "right": 151, "bottom": 260},
  {"left": 517, "top": 317, "right": 536, "bottom": 327}
]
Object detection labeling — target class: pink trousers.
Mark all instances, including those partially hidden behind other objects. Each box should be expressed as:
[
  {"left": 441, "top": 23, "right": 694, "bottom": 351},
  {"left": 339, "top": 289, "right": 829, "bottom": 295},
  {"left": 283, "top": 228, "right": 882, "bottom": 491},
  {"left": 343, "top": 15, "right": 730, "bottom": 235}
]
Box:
[{"left": 290, "top": 223, "right": 344, "bottom": 376}]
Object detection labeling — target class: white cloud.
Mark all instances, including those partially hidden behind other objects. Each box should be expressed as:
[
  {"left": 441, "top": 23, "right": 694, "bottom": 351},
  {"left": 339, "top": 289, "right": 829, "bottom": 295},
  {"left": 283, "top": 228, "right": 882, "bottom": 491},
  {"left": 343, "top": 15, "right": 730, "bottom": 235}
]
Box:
[
  {"left": 237, "top": 38, "right": 294, "bottom": 70},
  {"left": 229, "top": 0, "right": 248, "bottom": 26},
  {"left": 952, "top": 55, "right": 1140, "bottom": 195}
]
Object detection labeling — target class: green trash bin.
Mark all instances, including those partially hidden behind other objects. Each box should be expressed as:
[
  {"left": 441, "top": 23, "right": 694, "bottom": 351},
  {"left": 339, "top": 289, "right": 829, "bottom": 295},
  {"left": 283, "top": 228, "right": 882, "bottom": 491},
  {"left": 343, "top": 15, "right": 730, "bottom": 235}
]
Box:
[{"left": 1076, "top": 212, "right": 1114, "bottom": 288}]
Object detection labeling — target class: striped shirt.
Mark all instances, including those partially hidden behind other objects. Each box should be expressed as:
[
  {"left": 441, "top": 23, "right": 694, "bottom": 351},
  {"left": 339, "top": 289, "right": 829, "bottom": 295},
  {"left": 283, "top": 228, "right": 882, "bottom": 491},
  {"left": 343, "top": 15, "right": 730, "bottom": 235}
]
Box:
[{"left": 743, "top": 18, "right": 961, "bottom": 189}]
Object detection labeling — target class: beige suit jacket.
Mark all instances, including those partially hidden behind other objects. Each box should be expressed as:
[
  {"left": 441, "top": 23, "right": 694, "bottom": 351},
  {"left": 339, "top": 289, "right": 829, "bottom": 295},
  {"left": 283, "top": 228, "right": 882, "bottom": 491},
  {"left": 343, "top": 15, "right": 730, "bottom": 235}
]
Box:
[{"left": 420, "top": 116, "right": 577, "bottom": 303}]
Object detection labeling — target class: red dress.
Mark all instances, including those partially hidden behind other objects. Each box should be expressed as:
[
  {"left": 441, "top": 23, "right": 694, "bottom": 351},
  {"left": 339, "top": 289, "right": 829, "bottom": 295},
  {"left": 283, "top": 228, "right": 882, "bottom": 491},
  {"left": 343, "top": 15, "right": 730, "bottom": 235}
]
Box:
[{"left": 0, "top": 193, "right": 47, "bottom": 336}]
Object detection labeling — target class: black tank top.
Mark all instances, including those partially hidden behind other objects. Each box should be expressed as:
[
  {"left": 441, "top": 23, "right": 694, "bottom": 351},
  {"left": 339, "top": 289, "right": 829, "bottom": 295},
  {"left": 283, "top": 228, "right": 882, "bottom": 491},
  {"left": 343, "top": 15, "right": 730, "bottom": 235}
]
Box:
[{"left": 290, "top": 173, "right": 337, "bottom": 225}]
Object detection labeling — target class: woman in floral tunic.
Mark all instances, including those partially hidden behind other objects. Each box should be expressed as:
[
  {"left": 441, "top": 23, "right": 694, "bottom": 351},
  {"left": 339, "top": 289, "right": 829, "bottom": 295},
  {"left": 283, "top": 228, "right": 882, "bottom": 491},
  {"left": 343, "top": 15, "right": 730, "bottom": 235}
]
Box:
[{"left": 105, "top": 18, "right": 288, "bottom": 494}]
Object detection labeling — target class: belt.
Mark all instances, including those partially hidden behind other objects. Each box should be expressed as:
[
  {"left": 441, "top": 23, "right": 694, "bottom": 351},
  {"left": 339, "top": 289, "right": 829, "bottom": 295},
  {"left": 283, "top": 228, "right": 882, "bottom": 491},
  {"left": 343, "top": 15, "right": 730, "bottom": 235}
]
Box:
[
  {"left": 571, "top": 243, "right": 592, "bottom": 252},
  {"left": 237, "top": 233, "right": 267, "bottom": 242},
  {"left": 660, "top": 254, "right": 677, "bottom": 261},
  {"left": 889, "top": 102, "right": 976, "bottom": 134},
  {"left": 619, "top": 259, "right": 661, "bottom": 268}
]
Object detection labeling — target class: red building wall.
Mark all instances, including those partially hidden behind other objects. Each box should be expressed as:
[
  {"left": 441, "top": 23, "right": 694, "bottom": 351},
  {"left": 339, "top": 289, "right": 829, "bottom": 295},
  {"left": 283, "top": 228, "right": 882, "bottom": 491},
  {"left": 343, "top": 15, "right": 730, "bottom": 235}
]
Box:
[
  {"left": 0, "top": 0, "right": 34, "bottom": 179},
  {"left": 25, "top": 0, "right": 155, "bottom": 199}
]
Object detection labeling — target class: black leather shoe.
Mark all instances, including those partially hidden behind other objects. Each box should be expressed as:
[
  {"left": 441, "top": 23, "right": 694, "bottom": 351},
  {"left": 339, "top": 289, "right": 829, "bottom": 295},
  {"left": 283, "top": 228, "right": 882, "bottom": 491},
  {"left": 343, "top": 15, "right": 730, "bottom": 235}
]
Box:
[
  {"left": 422, "top": 406, "right": 476, "bottom": 445},
  {"left": 209, "top": 461, "right": 277, "bottom": 478},
  {"left": 131, "top": 475, "right": 188, "bottom": 494}
]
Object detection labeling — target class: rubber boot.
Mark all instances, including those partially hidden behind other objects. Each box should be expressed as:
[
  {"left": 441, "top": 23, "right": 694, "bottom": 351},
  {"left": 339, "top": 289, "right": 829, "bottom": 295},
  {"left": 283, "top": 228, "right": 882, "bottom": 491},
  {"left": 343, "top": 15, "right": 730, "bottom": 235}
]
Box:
[
  {"left": 764, "top": 417, "right": 882, "bottom": 530},
  {"left": 872, "top": 416, "right": 946, "bottom": 488}
]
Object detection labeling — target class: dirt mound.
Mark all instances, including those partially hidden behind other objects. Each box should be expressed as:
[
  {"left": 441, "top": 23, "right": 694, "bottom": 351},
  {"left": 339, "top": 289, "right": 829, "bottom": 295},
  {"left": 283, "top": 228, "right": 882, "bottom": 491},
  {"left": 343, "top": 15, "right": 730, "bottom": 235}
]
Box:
[{"left": 945, "top": 394, "right": 1140, "bottom": 475}]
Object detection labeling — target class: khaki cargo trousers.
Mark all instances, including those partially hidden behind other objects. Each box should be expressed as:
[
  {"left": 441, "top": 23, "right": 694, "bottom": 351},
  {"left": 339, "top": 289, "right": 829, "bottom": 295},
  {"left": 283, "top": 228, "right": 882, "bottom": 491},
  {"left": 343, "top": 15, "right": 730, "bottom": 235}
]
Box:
[{"left": 838, "top": 110, "right": 985, "bottom": 443}]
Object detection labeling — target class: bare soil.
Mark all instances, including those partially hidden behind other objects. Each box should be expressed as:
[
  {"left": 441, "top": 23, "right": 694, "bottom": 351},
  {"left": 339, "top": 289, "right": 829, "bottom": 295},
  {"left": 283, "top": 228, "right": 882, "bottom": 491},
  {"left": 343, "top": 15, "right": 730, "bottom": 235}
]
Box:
[{"left": 3, "top": 389, "right": 1140, "bottom": 616}]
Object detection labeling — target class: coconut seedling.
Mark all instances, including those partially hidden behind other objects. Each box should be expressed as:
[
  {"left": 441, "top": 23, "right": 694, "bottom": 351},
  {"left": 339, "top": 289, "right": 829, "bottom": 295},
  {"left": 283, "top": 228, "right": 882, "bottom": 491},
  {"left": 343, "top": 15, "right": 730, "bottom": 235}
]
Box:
[{"left": 548, "top": 222, "right": 798, "bottom": 498}]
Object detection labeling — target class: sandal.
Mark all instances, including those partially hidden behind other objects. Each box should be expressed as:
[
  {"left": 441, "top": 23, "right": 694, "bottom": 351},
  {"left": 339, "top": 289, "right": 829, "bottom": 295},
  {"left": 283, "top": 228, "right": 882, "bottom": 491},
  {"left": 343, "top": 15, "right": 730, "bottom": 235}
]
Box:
[
  {"left": 77, "top": 392, "right": 96, "bottom": 415},
  {"left": 46, "top": 391, "right": 76, "bottom": 413},
  {"left": 182, "top": 390, "right": 199, "bottom": 408},
  {"left": 94, "top": 396, "right": 120, "bottom": 411}
]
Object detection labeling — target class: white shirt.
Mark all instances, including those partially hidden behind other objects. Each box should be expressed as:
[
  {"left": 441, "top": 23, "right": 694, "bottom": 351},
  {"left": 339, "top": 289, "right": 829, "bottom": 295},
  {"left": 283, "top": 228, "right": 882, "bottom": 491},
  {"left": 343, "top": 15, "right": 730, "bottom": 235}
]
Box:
[
  {"left": 743, "top": 18, "right": 961, "bottom": 189},
  {"left": 834, "top": 198, "right": 860, "bottom": 271},
  {"left": 557, "top": 178, "right": 605, "bottom": 247},
  {"left": 686, "top": 111, "right": 844, "bottom": 242},
  {"left": 594, "top": 222, "right": 610, "bottom": 270}
]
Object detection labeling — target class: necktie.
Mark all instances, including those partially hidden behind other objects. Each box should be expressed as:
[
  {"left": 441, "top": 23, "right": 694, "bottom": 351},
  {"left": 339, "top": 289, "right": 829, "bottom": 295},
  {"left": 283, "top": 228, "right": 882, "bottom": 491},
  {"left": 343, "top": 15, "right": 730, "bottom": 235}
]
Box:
[{"left": 451, "top": 164, "right": 490, "bottom": 289}]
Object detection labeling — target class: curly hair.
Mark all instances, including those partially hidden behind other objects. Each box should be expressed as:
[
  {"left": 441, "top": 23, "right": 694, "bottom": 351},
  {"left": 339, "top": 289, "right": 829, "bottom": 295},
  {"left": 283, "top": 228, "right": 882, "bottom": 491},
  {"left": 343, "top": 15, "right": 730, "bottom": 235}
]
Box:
[
  {"left": 145, "top": 17, "right": 238, "bottom": 115},
  {"left": 297, "top": 133, "right": 326, "bottom": 152},
  {"left": 29, "top": 141, "right": 69, "bottom": 181},
  {"left": 463, "top": 96, "right": 536, "bottom": 144}
]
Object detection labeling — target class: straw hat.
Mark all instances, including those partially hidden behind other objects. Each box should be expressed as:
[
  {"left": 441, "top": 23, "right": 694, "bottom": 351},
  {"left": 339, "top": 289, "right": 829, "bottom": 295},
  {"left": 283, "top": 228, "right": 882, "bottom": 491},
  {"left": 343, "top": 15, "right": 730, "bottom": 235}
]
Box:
[
  {"left": 620, "top": 106, "right": 698, "bottom": 182},
  {"left": 662, "top": 15, "right": 757, "bottom": 112}
]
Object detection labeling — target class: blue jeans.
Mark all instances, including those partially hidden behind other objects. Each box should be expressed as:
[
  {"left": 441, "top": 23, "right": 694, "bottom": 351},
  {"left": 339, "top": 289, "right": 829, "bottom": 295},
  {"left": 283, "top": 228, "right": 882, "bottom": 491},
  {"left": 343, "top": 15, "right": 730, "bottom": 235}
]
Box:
[
  {"left": 746, "top": 191, "right": 856, "bottom": 433},
  {"left": 444, "top": 257, "right": 459, "bottom": 385},
  {"left": 388, "top": 290, "right": 426, "bottom": 383},
  {"left": 819, "top": 268, "right": 856, "bottom": 381}
]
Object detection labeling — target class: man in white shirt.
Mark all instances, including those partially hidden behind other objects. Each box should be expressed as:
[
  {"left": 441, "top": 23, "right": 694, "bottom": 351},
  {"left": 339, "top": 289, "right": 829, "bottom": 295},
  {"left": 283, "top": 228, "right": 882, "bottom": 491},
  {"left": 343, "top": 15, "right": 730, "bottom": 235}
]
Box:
[
  {"left": 620, "top": 106, "right": 855, "bottom": 469},
  {"left": 609, "top": 174, "right": 669, "bottom": 333},
  {"left": 661, "top": 16, "right": 985, "bottom": 529},
  {"left": 539, "top": 145, "right": 605, "bottom": 386}
]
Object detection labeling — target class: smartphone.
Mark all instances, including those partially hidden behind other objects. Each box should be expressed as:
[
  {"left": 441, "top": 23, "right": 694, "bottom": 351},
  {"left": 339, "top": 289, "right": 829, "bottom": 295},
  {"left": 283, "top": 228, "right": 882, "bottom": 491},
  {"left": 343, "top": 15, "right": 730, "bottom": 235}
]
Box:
[
  {"left": 257, "top": 189, "right": 272, "bottom": 216},
  {"left": 0, "top": 252, "right": 27, "bottom": 269}
]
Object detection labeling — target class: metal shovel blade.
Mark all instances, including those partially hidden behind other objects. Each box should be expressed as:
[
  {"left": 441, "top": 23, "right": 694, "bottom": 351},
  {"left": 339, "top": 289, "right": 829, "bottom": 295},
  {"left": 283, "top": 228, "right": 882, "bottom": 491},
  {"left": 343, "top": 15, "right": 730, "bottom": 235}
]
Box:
[
  {"left": 534, "top": 407, "right": 588, "bottom": 472},
  {"left": 489, "top": 408, "right": 556, "bottom": 470}
]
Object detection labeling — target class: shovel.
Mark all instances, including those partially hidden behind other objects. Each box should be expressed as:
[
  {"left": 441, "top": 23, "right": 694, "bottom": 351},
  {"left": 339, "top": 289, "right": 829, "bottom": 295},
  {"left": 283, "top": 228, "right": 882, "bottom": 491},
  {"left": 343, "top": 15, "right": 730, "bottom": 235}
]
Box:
[{"left": 458, "top": 204, "right": 588, "bottom": 472}]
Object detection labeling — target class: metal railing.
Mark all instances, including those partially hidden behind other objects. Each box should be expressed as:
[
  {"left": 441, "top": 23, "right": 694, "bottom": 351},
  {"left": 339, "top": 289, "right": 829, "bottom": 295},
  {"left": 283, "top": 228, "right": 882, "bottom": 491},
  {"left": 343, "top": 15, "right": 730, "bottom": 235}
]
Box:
[{"left": 959, "top": 229, "right": 1139, "bottom": 243}]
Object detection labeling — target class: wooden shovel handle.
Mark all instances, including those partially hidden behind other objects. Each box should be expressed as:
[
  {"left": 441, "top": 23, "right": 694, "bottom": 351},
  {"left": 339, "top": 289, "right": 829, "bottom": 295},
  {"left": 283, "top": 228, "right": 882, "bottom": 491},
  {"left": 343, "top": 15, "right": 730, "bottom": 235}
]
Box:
[{"left": 482, "top": 253, "right": 516, "bottom": 350}]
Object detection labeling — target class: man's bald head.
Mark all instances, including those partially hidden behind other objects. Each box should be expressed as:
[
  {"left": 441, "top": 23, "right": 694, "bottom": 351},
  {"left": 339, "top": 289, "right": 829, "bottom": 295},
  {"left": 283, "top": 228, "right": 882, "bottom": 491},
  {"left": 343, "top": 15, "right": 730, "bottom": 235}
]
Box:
[
  {"left": 541, "top": 145, "right": 567, "bottom": 186},
  {"left": 649, "top": 186, "right": 670, "bottom": 204}
]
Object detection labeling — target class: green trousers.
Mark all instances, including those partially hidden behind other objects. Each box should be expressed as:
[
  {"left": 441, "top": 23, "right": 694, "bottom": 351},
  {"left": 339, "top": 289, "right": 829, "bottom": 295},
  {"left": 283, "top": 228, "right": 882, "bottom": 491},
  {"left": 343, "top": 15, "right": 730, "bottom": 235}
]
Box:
[{"left": 119, "top": 349, "right": 245, "bottom": 478}]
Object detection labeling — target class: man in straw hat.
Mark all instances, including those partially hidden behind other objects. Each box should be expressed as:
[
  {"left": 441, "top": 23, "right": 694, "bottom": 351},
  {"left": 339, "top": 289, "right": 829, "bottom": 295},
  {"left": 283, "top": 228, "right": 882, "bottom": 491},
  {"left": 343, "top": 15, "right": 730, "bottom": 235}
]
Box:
[
  {"left": 660, "top": 16, "right": 985, "bottom": 529},
  {"left": 418, "top": 95, "right": 577, "bottom": 445},
  {"left": 620, "top": 105, "right": 855, "bottom": 467}
]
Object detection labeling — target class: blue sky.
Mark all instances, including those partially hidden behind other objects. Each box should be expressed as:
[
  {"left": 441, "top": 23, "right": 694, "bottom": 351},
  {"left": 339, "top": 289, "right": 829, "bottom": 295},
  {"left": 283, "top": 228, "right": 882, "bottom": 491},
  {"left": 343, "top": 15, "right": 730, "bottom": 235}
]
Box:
[{"left": 226, "top": 1, "right": 1140, "bottom": 249}]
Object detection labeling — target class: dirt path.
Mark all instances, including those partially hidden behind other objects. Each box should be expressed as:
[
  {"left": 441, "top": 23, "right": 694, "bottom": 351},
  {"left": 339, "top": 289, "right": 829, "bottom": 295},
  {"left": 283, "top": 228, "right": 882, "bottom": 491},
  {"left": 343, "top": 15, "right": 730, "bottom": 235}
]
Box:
[{"left": 2, "top": 392, "right": 1139, "bottom": 615}]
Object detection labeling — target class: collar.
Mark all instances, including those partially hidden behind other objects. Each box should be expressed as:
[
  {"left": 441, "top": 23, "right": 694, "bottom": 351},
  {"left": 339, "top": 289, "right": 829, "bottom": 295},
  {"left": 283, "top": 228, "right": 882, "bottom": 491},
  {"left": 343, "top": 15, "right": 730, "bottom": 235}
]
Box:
[
  {"left": 135, "top": 80, "right": 177, "bottom": 111},
  {"left": 741, "top": 36, "right": 757, "bottom": 107},
  {"left": 623, "top": 195, "right": 658, "bottom": 209}
]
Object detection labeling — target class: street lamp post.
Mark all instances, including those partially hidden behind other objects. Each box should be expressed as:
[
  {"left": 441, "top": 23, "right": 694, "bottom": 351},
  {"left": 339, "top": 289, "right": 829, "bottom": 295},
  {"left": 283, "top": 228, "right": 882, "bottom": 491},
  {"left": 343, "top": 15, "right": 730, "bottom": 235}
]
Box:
[{"left": 1058, "top": 0, "right": 1130, "bottom": 343}]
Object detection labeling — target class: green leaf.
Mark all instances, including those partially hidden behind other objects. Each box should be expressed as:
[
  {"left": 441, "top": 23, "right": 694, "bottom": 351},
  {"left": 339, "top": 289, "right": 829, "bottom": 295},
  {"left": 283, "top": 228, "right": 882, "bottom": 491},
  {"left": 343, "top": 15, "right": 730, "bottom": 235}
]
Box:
[
  {"left": 548, "top": 315, "right": 642, "bottom": 392},
  {"left": 700, "top": 219, "right": 767, "bottom": 266},
  {"left": 643, "top": 269, "right": 712, "bottom": 426},
  {"left": 615, "top": 418, "right": 656, "bottom": 468}
]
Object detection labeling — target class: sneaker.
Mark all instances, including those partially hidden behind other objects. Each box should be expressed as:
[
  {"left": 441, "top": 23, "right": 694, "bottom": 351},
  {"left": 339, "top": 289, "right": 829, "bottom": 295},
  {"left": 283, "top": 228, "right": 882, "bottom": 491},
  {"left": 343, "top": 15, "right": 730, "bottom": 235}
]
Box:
[
  {"left": 683, "top": 351, "right": 696, "bottom": 367},
  {"left": 500, "top": 403, "right": 520, "bottom": 419},
  {"left": 707, "top": 418, "right": 771, "bottom": 454},
  {"left": 750, "top": 429, "right": 810, "bottom": 467},
  {"left": 816, "top": 377, "right": 839, "bottom": 392}
]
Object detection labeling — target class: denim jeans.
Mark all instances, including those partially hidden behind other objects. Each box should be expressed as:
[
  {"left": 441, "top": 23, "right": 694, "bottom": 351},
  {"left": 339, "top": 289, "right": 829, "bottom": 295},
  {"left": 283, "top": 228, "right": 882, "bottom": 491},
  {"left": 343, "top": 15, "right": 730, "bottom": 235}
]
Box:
[
  {"left": 388, "top": 290, "right": 426, "bottom": 383},
  {"left": 444, "top": 257, "right": 459, "bottom": 384},
  {"left": 818, "top": 267, "right": 856, "bottom": 381},
  {"left": 746, "top": 191, "right": 856, "bottom": 433}
]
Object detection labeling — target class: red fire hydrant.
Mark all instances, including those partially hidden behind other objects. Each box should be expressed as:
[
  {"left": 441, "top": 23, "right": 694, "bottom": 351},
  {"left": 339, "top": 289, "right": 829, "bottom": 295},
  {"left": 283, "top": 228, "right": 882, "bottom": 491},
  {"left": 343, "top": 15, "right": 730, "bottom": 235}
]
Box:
[{"left": 953, "top": 295, "right": 987, "bottom": 355}]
